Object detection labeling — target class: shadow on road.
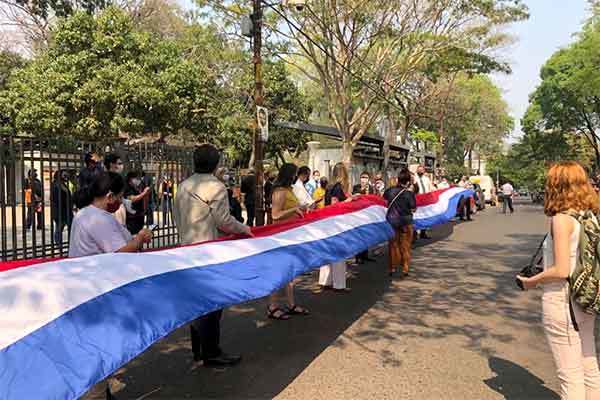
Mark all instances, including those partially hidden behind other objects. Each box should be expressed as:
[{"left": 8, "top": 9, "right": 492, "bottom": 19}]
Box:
[{"left": 484, "top": 357, "right": 559, "bottom": 400}]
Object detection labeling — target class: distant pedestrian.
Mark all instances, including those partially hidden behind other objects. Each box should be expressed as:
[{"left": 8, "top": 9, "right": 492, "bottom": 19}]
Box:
[
  {"left": 104, "top": 153, "right": 129, "bottom": 226},
  {"left": 161, "top": 175, "right": 174, "bottom": 226},
  {"left": 384, "top": 169, "right": 416, "bottom": 277},
  {"left": 24, "top": 169, "right": 43, "bottom": 231},
  {"left": 517, "top": 161, "right": 600, "bottom": 400},
  {"left": 501, "top": 181, "right": 515, "bottom": 214},
  {"left": 50, "top": 170, "right": 73, "bottom": 246},
  {"left": 374, "top": 172, "right": 386, "bottom": 196},
  {"left": 77, "top": 152, "right": 103, "bottom": 189}
]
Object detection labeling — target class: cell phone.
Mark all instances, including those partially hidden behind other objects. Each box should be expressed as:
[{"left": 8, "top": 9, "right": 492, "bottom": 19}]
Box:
[{"left": 148, "top": 224, "right": 159, "bottom": 232}]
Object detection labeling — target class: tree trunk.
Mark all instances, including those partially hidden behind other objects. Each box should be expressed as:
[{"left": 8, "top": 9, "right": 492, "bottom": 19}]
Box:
[
  {"left": 342, "top": 140, "right": 353, "bottom": 167},
  {"left": 468, "top": 149, "right": 473, "bottom": 172}
]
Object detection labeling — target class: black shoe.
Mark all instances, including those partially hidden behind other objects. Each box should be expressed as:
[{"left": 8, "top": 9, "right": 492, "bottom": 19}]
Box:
[{"left": 203, "top": 353, "right": 242, "bottom": 368}]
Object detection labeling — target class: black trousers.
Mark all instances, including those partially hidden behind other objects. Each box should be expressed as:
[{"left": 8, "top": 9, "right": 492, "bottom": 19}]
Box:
[
  {"left": 26, "top": 205, "right": 43, "bottom": 230},
  {"left": 458, "top": 196, "right": 472, "bottom": 220},
  {"left": 191, "top": 310, "right": 223, "bottom": 360},
  {"left": 503, "top": 196, "right": 514, "bottom": 214},
  {"left": 245, "top": 203, "right": 255, "bottom": 227}
]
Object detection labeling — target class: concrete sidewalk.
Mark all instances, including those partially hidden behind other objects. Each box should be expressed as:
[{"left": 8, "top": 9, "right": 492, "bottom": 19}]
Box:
[{"left": 86, "top": 202, "right": 556, "bottom": 400}]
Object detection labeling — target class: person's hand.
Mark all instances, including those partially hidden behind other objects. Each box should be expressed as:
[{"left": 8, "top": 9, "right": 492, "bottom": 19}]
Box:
[
  {"left": 516, "top": 275, "right": 537, "bottom": 290},
  {"left": 294, "top": 207, "right": 304, "bottom": 218},
  {"left": 142, "top": 187, "right": 151, "bottom": 196},
  {"left": 241, "top": 225, "right": 254, "bottom": 237},
  {"left": 137, "top": 228, "right": 153, "bottom": 244},
  {"left": 299, "top": 204, "right": 309, "bottom": 212}
]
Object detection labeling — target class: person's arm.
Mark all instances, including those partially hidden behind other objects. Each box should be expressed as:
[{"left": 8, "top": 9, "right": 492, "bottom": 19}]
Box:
[
  {"left": 272, "top": 189, "right": 303, "bottom": 221},
  {"left": 116, "top": 232, "right": 149, "bottom": 253},
  {"left": 128, "top": 187, "right": 150, "bottom": 203},
  {"left": 409, "top": 192, "right": 417, "bottom": 212},
  {"left": 293, "top": 183, "right": 315, "bottom": 208},
  {"left": 518, "top": 215, "right": 574, "bottom": 289},
  {"left": 211, "top": 185, "right": 252, "bottom": 236}
]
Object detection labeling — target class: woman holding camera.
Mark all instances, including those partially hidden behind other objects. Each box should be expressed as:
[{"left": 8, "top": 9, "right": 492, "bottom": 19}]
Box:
[{"left": 517, "top": 161, "right": 600, "bottom": 400}]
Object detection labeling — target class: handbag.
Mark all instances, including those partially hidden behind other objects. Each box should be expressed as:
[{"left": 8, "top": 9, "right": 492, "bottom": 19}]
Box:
[
  {"left": 516, "top": 234, "right": 547, "bottom": 290},
  {"left": 385, "top": 187, "right": 408, "bottom": 229}
]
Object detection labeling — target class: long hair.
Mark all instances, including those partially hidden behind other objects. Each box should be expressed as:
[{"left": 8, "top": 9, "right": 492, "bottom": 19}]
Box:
[
  {"left": 273, "top": 163, "right": 298, "bottom": 190},
  {"left": 331, "top": 162, "right": 350, "bottom": 194},
  {"left": 544, "top": 161, "right": 600, "bottom": 216}
]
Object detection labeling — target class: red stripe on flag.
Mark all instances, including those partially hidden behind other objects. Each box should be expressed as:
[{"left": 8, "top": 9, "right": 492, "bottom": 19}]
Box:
[
  {"left": 0, "top": 196, "right": 386, "bottom": 273},
  {"left": 415, "top": 187, "right": 455, "bottom": 207}
]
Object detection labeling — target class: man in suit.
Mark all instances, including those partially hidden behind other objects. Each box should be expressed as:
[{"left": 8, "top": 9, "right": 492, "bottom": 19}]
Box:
[
  {"left": 174, "top": 144, "right": 252, "bottom": 367},
  {"left": 352, "top": 171, "right": 376, "bottom": 263}
]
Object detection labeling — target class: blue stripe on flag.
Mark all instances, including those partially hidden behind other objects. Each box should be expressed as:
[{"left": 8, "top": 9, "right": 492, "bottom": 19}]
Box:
[{"left": 0, "top": 221, "right": 393, "bottom": 400}]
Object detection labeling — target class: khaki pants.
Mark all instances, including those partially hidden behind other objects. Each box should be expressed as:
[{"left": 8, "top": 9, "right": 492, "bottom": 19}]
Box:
[
  {"left": 543, "top": 289, "right": 600, "bottom": 400},
  {"left": 388, "top": 225, "right": 413, "bottom": 273}
]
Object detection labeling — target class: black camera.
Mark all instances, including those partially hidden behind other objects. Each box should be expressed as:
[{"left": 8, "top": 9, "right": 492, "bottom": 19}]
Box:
[{"left": 516, "top": 235, "right": 546, "bottom": 290}]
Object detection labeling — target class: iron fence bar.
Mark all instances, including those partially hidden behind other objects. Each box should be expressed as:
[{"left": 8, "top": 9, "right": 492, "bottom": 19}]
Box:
[
  {"left": 10, "top": 137, "right": 17, "bottom": 260},
  {"left": 0, "top": 139, "right": 7, "bottom": 261}
]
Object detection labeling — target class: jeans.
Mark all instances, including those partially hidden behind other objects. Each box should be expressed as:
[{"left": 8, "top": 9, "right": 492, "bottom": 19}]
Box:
[
  {"left": 503, "top": 196, "right": 514, "bottom": 213},
  {"left": 191, "top": 310, "right": 223, "bottom": 360}
]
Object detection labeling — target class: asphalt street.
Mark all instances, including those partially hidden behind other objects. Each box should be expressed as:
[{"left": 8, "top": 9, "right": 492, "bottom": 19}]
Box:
[{"left": 85, "top": 199, "right": 558, "bottom": 400}]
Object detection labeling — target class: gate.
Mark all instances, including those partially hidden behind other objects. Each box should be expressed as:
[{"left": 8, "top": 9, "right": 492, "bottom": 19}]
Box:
[{"left": 0, "top": 136, "right": 194, "bottom": 261}]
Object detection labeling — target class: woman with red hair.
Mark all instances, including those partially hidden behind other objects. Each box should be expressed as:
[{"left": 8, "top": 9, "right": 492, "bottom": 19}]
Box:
[{"left": 518, "top": 161, "right": 600, "bottom": 400}]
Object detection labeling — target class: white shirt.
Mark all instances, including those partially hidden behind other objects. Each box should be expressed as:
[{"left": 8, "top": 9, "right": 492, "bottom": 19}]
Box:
[
  {"left": 415, "top": 174, "right": 433, "bottom": 194},
  {"left": 438, "top": 181, "right": 450, "bottom": 189},
  {"left": 293, "top": 179, "right": 315, "bottom": 208},
  {"left": 501, "top": 183, "right": 514, "bottom": 196},
  {"left": 69, "top": 205, "right": 133, "bottom": 257}
]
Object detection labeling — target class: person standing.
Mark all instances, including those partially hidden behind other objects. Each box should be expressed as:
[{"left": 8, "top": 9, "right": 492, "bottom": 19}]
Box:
[
  {"left": 374, "top": 172, "right": 386, "bottom": 196},
  {"left": 104, "top": 153, "right": 130, "bottom": 226},
  {"left": 241, "top": 169, "right": 256, "bottom": 227},
  {"left": 50, "top": 170, "right": 73, "bottom": 246},
  {"left": 267, "top": 163, "right": 310, "bottom": 320},
  {"left": 124, "top": 172, "right": 150, "bottom": 235},
  {"left": 384, "top": 169, "right": 416, "bottom": 277},
  {"left": 69, "top": 171, "right": 153, "bottom": 400},
  {"left": 415, "top": 165, "right": 433, "bottom": 239},
  {"left": 264, "top": 169, "right": 276, "bottom": 224},
  {"left": 318, "top": 162, "right": 352, "bottom": 292},
  {"left": 305, "top": 170, "right": 320, "bottom": 197},
  {"left": 353, "top": 171, "right": 375, "bottom": 263},
  {"left": 312, "top": 176, "right": 328, "bottom": 209},
  {"left": 24, "top": 169, "right": 43, "bottom": 231},
  {"left": 501, "top": 181, "right": 515, "bottom": 214},
  {"left": 293, "top": 166, "right": 316, "bottom": 210},
  {"left": 174, "top": 144, "right": 252, "bottom": 367},
  {"left": 161, "top": 175, "right": 174, "bottom": 225},
  {"left": 517, "top": 161, "right": 600, "bottom": 400}
]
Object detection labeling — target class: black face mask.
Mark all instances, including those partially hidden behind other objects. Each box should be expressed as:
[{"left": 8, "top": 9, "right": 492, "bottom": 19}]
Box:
[{"left": 417, "top": 172, "right": 424, "bottom": 177}]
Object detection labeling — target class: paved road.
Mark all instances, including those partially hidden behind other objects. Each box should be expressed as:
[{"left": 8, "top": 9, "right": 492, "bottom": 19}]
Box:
[{"left": 86, "top": 200, "right": 557, "bottom": 400}]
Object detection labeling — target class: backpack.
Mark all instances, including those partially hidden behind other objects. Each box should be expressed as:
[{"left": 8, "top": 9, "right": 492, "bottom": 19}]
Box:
[
  {"left": 385, "top": 188, "right": 408, "bottom": 229},
  {"left": 565, "top": 210, "right": 600, "bottom": 314}
]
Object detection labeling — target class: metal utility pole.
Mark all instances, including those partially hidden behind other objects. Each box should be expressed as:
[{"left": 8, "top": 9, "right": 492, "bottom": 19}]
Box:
[{"left": 252, "top": 0, "right": 265, "bottom": 226}]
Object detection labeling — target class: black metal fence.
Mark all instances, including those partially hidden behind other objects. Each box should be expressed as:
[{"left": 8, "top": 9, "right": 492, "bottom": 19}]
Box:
[{"left": 0, "top": 135, "right": 194, "bottom": 261}]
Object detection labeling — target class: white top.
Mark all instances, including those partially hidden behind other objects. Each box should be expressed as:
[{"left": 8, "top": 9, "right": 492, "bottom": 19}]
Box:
[
  {"left": 416, "top": 174, "right": 433, "bottom": 194},
  {"left": 542, "top": 215, "right": 581, "bottom": 295},
  {"left": 501, "top": 183, "right": 514, "bottom": 196},
  {"left": 293, "top": 179, "right": 315, "bottom": 208},
  {"left": 69, "top": 205, "right": 133, "bottom": 257},
  {"left": 437, "top": 181, "right": 450, "bottom": 189}
]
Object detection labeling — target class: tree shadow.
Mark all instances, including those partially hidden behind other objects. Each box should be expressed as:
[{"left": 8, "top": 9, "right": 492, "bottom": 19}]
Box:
[{"left": 484, "top": 356, "right": 559, "bottom": 399}]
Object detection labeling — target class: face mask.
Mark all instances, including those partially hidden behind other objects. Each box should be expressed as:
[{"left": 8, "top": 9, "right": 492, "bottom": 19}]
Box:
[
  {"left": 417, "top": 171, "right": 424, "bottom": 176},
  {"left": 114, "top": 165, "right": 124, "bottom": 174},
  {"left": 314, "top": 175, "right": 320, "bottom": 181},
  {"left": 222, "top": 174, "right": 230, "bottom": 182},
  {"left": 132, "top": 178, "right": 141, "bottom": 187},
  {"left": 360, "top": 178, "right": 369, "bottom": 185}
]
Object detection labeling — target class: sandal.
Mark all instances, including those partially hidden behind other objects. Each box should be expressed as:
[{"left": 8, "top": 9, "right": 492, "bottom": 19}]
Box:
[
  {"left": 287, "top": 305, "right": 310, "bottom": 316},
  {"left": 267, "top": 306, "right": 290, "bottom": 320}
]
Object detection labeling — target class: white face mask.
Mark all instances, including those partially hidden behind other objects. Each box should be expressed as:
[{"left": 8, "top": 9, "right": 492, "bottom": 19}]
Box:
[
  {"left": 132, "top": 178, "right": 141, "bottom": 187},
  {"left": 222, "top": 174, "right": 230, "bottom": 182},
  {"left": 115, "top": 165, "right": 124, "bottom": 174}
]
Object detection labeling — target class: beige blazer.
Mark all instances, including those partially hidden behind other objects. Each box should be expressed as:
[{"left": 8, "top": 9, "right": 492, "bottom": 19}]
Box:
[{"left": 174, "top": 173, "right": 247, "bottom": 245}]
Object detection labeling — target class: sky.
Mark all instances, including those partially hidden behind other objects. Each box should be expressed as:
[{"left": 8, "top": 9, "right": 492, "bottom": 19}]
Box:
[{"left": 494, "top": 0, "right": 590, "bottom": 140}]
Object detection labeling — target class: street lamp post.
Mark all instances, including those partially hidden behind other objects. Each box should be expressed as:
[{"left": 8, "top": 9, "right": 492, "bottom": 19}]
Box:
[{"left": 252, "top": 0, "right": 265, "bottom": 227}]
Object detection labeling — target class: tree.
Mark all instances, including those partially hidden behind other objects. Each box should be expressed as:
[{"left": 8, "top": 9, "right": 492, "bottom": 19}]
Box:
[
  {"left": 415, "top": 74, "right": 513, "bottom": 174},
  {"left": 531, "top": 17, "right": 600, "bottom": 168},
  {"left": 0, "top": 7, "right": 220, "bottom": 139}
]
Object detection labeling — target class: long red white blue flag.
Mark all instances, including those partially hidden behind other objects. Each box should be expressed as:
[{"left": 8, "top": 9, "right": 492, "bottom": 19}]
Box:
[{"left": 0, "top": 187, "right": 471, "bottom": 399}]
